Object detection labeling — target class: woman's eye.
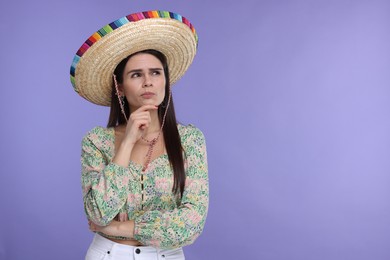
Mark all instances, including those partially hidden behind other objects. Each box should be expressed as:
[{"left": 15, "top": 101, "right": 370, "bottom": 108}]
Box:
[
  {"left": 131, "top": 73, "right": 140, "bottom": 78},
  {"left": 152, "top": 70, "right": 161, "bottom": 75}
]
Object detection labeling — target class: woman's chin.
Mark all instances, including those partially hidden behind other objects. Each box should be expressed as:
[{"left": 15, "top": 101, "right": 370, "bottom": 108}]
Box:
[
  {"left": 142, "top": 100, "right": 158, "bottom": 106},
  {"left": 131, "top": 100, "right": 158, "bottom": 109}
]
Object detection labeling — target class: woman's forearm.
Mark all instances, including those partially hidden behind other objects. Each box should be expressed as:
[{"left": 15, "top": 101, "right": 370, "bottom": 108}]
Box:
[
  {"left": 112, "top": 138, "right": 134, "bottom": 167},
  {"left": 90, "top": 219, "right": 136, "bottom": 238}
]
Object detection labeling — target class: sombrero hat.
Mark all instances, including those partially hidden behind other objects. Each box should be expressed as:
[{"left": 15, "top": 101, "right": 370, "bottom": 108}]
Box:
[{"left": 70, "top": 10, "right": 198, "bottom": 106}]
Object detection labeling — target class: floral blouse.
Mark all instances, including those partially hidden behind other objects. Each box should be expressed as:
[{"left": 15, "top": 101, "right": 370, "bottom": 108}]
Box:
[{"left": 81, "top": 124, "right": 208, "bottom": 249}]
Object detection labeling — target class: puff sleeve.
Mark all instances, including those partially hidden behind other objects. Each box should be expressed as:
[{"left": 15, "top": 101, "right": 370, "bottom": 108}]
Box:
[
  {"left": 133, "top": 126, "right": 209, "bottom": 249},
  {"left": 81, "top": 127, "right": 131, "bottom": 226}
]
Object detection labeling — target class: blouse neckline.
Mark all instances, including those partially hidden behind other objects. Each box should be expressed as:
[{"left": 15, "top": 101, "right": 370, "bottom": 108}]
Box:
[{"left": 107, "top": 127, "right": 169, "bottom": 172}]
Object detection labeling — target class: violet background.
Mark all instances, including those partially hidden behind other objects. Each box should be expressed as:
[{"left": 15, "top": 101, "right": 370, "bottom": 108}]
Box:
[{"left": 1, "top": 0, "right": 389, "bottom": 259}]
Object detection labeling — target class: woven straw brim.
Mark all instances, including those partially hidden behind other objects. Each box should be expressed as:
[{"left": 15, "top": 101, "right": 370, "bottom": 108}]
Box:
[{"left": 73, "top": 18, "right": 197, "bottom": 106}]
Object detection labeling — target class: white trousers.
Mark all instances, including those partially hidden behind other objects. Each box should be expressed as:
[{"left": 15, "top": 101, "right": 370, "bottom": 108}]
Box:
[{"left": 85, "top": 234, "right": 185, "bottom": 260}]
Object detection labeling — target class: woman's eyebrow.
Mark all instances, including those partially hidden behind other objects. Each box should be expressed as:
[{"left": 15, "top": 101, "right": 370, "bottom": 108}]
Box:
[
  {"left": 126, "top": 68, "right": 163, "bottom": 74},
  {"left": 126, "top": 69, "right": 142, "bottom": 75}
]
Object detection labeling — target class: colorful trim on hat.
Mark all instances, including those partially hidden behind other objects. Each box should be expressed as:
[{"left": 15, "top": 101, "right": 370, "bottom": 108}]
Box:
[{"left": 70, "top": 10, "right": 198, "bottom": 91}]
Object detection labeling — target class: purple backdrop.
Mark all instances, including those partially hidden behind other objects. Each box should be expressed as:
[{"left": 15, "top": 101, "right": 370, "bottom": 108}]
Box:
[{"left": 1, "top": 0, "right": 389, "bottom": 259}]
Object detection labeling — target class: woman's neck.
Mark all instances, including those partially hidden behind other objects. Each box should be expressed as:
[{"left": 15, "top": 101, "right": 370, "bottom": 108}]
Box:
[{"left": 147, "top": 109, "right": 161, "bottom": 134}]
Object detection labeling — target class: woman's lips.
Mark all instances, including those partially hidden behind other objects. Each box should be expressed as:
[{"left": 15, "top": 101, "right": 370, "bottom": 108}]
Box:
[{"left": 141, "top": 92, "right": 155, "bottom": 99}]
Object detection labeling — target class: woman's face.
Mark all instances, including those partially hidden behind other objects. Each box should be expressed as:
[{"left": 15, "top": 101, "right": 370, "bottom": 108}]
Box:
[{"left": 120, "top": 53, "right": 166, "bottom": 111}]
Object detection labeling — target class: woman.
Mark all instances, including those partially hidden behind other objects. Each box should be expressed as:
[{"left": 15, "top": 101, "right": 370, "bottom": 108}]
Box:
[{"left": 70, "top": 11, "right": 208, "bottom": 259}]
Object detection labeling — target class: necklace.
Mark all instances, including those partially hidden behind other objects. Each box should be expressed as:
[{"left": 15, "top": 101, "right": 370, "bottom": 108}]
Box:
[
  {"left": 141, "top": 132, "right": 161, "bottom": 172},
  {"left": 140, "top": 91, "right": 171, "bottom": 172}
]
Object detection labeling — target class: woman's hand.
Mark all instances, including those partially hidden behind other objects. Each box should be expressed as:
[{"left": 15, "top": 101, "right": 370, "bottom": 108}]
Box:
[
  {"left": 123, "top": 105, "right": 158, "bottom": 145},
  {"left": 117, "top": 212, "right": 128, "bottom": 222},
  {"left": 112, "top": 105, "right": 157, "bottom": 167},
  {"left": 89, "top": 219, "right": 135, "bottom": 238}
]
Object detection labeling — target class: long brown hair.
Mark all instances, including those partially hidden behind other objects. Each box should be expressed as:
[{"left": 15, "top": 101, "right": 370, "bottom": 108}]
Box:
[{"left": 107, "top": 49, "right": 186, "bottom": 197}]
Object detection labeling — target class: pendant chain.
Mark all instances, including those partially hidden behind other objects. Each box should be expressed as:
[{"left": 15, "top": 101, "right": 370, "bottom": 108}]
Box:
[{"left": 141, "top": 91, "right": 171, "bottom": 172}]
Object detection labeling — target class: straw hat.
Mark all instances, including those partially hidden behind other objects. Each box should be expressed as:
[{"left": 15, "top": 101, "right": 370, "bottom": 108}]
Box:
[{"left": 70, "top": 10, "right": 198, "bottom": 106}]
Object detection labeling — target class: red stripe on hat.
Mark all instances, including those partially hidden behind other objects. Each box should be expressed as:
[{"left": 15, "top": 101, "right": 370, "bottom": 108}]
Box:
[
  {"left": 182, "top": 17, "right": 190, "bottom": 27},
  {"left": 76, "top": 43, "right": 90, "bottom": 56},
  {"left": 126, "top": 14, "right": 139, "bottom": 21}
]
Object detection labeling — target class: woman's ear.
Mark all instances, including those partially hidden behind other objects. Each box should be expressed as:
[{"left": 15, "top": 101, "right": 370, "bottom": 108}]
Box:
[
  {"left": 118, "top": 84, "right": 124, "bottom": 96},
  {"left": 113, "top": 74, "right": 125, "bottom": 96}
]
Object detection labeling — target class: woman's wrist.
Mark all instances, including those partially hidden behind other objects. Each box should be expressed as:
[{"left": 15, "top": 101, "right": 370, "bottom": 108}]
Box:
[
  {"left": 90, "top": 220, "right": 135, "bottom": 238},
  {"left": 120, "top": 136, "right": 136, "bottom": 149},
  {"left": 112, "top": 139, "right": 134, "bottom": 167},
  {"left": 119, "top": 220, "right": 135, "bottom": 238}
]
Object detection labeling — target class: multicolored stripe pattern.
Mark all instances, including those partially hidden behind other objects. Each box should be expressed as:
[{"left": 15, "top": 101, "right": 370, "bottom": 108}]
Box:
[{"left": 70, "top": 10, "right": 198, "bottom": 91}]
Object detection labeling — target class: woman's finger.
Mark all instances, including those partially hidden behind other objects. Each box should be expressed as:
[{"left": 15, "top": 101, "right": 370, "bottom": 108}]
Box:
[
  {"left": 130, "top": 114, "right": 151, "bottom": 123},
  {"left": 118, "top": 212, "right": 128, "bottom": 221}
]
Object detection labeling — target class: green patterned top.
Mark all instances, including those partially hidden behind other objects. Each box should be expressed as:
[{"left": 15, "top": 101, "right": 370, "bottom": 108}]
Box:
[{"left": 81, "top": 124, "right": 208, "bottom": 249}]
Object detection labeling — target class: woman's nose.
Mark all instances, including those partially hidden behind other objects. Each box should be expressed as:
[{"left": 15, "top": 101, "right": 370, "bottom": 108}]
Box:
[{"left": 143, "top": 75, "right": 152, "bottom": 87}]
